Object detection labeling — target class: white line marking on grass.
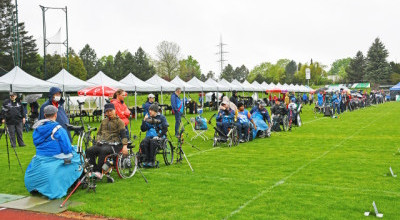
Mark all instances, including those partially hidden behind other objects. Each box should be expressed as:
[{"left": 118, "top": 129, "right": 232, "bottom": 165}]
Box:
[
  {"left": 224, "top": 112, "right": 387, "bottom": 219},
  {"left": 303, "top": 117, "right": 326, "bottom": 125},
  {"left": 187, "top": 147, "right": 220, "bottom": 158}
]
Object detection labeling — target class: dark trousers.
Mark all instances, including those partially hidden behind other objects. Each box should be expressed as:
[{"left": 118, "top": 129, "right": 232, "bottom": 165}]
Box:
[
  {"left": 86, "top": 144, "right": 122, "bottom": 172},
  {"left": 236, "top": 122, "right": 249, "bottom": 140},
  {"left": 140, "top": 137, "right": 159, "bottom": 163},
  {"left": 174, "top": 113, "right": 181, "bottom": 136},
  {"left": 7, "top": 122, "right": 25, "bottom": 147}
]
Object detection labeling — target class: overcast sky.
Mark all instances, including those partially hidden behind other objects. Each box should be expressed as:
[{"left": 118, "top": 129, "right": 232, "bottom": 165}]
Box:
[{"left": 18, "top": 0, "right": 400, "bottom": 77}]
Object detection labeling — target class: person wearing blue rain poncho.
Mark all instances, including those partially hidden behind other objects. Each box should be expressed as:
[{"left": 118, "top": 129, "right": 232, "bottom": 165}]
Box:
[
  {"left": 236, "top": 102, "right": 257, "bottom": 143},
  {"left": 250, "top": 101, "right": 271, "bottom": 139},
  {"left": 24, "top": 105, "right": 82, "bottom": 200}
]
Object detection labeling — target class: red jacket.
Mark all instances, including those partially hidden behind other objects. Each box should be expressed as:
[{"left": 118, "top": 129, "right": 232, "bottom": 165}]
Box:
[{"left": 111, "top": 99, "right": 131, "bottom": 126}]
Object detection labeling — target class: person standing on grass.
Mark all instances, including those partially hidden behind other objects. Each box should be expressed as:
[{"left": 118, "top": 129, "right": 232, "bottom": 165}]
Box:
[
  {"left": 40, "top": 87, "right": 71, "bottom": 141},
  {"left": 111, "top": 89, "right": 131, "bottom": 139},
  {"left": 230, "top": 90, "right": 239, "bottom": 107},
  {"left": 1, "top": 92, "right": 26, "bottom": 148},
  {"left": 317, "top": 91, "right": 324, "bottom": 107},
  {"left": 171, "top": 87, "right": 183, "bottom": 138},
  {"left": 143, "top": 93, "right": 155, "bottom": 116}
]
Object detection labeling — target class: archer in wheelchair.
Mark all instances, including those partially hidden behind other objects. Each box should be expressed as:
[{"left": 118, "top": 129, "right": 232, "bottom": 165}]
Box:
[
  {"left": 236, "top": 102, "right": 257, "bottom": 143},
  {"left": 287, "top": 98, "right": 302, "bottom": 129},
  {"left": 85, "top": 103, "right": 129, "bottom": 181},
  {"left": 139, "top": 104, "right": 172, "bottom": 168},
  {"left": 250, "top": 101, "right": 271, "bottom": 138},
  {"left": 24, "top": 105, "right": 82, "bottom": 199},
  {"left": 212, "top": 101, "right": 239, "bottom": 147},
  {"left": 270, "top": 100, "right": 289, "bottom": 132}
]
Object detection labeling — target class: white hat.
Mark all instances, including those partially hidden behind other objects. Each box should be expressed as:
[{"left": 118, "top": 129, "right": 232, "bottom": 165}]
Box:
[{"left": 148, "top": 94, "right": 155, "bottom": 98}]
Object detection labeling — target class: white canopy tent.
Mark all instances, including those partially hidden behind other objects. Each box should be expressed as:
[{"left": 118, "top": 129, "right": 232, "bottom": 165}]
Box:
[
  {"left": 186, "top": 77, "right": 214, "bottom": 92},
  {"left": 231, "top": 79, "right": 246, "bottom": 94},
  {"left": 251, "top": 81, "right": 263, "bottom": 92},
  {"left": 242, "top": 80, "right": 257, "bottom": 92},
  {"left": 170, "top": 76, "right": 198, "bottom": 92},
  {"left": 186, "top": 77, "right": 214, "bottom": 109},
  {"left": 119, "top": 73, "right": 158, "bottom": 120},
  {"left": 219, "top": 78, "right": 241, "bottom": 91},
  {"left": 119, "top": 73, "right": 158, "bottom": 92},
  {"left": 87, "top": 71, "right": 131, "bottom": 91},
  {"left": 146, "top": 75, "right": 179, "bottom": 112},
  {"left": 0, "top": 66, "right": 57, "bottom": 92},
  {"left": 47, "top": 69, "right": 94, "bottom": 92},
  {"left": 205, "top": 78, "right": 229, "bottom": 91}
]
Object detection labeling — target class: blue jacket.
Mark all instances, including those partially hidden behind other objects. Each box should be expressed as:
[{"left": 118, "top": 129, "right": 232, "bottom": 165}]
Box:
[
  {"left": 216, "top": 109, "right": 234, "bottom": 123},
  {"left": 317, "top": 93, "right": 324, "bottom": 106},
  {"left": 250, "top": 106, "right": 271, "bottom": 124},
  {"left": 142, "top": 101, "right": 153, "bottom": 116},
  {"left": 140, "top": 113, "right": 169, "bottom": 138},
  {"left": 331, "top": 94, "right": 339, "bottom": 104},
  {"left": 39, "top": 87, "right": 71, "bottom": 141},
  {"left": 303, "top": 94, "right": 308, "bottom": 101},
  {"left": 171, "top": 92, "right": 183, "bottom": 115},
  {"left": 32, "top": 120, "right": 72, "bottom": 157}
]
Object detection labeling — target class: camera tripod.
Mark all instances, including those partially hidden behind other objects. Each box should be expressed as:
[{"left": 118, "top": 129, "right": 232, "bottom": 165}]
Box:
[{"left": 0, "top": 125, "right": 23, "bottom": 173}]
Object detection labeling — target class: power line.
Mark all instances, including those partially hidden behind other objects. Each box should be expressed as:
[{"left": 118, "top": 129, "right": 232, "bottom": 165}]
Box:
[{"left": 216, "top": 35, "right": 228, "bottom": 77}]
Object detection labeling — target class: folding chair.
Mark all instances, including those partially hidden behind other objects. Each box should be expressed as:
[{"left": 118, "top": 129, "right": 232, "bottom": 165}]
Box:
[{"left": 190, "top": 117, "right": 209, "bottom": 141}]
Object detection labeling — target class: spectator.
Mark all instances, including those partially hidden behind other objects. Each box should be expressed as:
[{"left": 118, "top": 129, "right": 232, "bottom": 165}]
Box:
[
  {"left": 40, "top": 87, "right": 71, "bottom": 141},
  {"left": 111, "top": 89, "right": 131, "bottom": 138},
  {"left": 230, "top": 90, "right": 239, "bottom": 107},
  {"left": 143, "top": 94, "right": 155, "bottom": 116},
  {"left": 302, "top": 93, "right": 308, "bottom": 104},
  {"left": 1, "top": 92, "right": 26, "bottom": 148},
  {"left": 171, "top": 87, "right": 183, "bottom": 138}
]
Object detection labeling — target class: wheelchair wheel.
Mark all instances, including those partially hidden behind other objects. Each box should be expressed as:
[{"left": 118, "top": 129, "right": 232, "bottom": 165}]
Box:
[
  {"left": 296, "top": 114, "right": 302, "bottom": 127},
  {"left": 282, "top": 115, "right": 289, "bottom": 132},
  {"left": 116, "top": 151, "right": 137, "bottom": 179},
  {"left": 213, "top": 131, "right": 219, "bottom": 147},
  {"left": 232, "top": 127, "right": 239, "bottom": 146},
  {"left": 163, "top": 139, "right": 174, "bottom": 165}
]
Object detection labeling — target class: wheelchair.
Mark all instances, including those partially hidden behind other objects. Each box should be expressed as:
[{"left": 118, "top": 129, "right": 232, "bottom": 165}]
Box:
[
  {"left": 288, "top": 103, "right": 302, "bottom": 128},
  {"left": 212, "top": 115, "right": 239, "bottom": 147},
  {"left": 271, "top": 113, "right": 289, "bottom": 132},
  {"left": 136, "top": 118, "right": 174, "bottom": 168}
]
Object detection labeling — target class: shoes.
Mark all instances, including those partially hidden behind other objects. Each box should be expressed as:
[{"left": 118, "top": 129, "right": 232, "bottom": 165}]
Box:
[
  {"left": 148, "top": 162, "right": 155, "bottom": 168},
  {"left": 19, "top": 144, "right": 26, "bottom": 147},
  {"left": 239, "top": 139, "right": 245, "bottom": 143},
  {"left": 90, "top": 172, "right": 103, "bottom": 179}
]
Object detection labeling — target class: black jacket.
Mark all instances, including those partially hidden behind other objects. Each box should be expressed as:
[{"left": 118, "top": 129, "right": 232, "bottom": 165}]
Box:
[
  {"left": 1, "top": 99, "right": 25, "bottom": 125},
  {"left": 230, "top": 95, "right": 238, "bottom": 106}
]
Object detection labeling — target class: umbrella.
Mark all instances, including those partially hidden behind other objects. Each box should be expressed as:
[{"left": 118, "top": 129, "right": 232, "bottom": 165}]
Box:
[
  {"left": 25, "top": 94, "right": 42, "bottom": 103},
  {"left": 78, "top": 85, "right": 117, "bottom": 97},
  {"left": 266, "top": 88, "right": 288, "bottom": 93}
]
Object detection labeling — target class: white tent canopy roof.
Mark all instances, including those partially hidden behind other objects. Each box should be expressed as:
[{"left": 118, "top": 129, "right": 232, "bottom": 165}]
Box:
[
  {"left": 87, "top": 71, "right": 131, "bottom": 91},
  {"left": 186, "top": 77, "right": 214, "bottom": 91},
  {"left": 0, "top": 66, "right": 57, "bottom": 92},
  {"left": 119, "top": 73, "right": 158, "bottom": 92},
  {"left": 47, "top": 69, "right": 94, "bottom": 92},
  {"left": 145, "top": 75, "right": 177, "bottom": 92},
  {"left": 251, "top": 81, "right": 263, "bottom": 91},
  {"left": 219, "top": 79, "right": 241, "bottom": 91},
  {"left": 170, "top": 76, "right": 198, "bottom": 92},
  {"left": 205, "top": 78, "right": 229, "bottom": 91},
  {"left": 242, "top": 80, "right": 257, "bottom": 91}
]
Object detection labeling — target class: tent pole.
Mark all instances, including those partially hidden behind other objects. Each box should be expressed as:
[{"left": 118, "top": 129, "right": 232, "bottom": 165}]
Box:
[
  {"left": 184, "top": 87, "right": 186, "bottom": 116},
  {"left": 161, "top": 88, "right": 164, "bottom": 115},
  {"left": 201, "top": 88, "right": 204, "bottom": 110},
  {"left": 135, "top": 88, "right": 137, "bottom": 120}
]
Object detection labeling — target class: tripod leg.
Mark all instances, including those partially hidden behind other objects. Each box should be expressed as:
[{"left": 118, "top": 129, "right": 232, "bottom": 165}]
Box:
[
  {"left": 137, "top": 167, "right": 148, "bottom": 183},
  {"left": 5, "top": 127, "right": 23, "bottom": 172},
  {"left": 180, "top": 148, "right": 194, "bottom": 172},
  {"left": 11, "top": 146, "right": 23, "bottom": 173},
  {"left": 6, "top": 134, "right": 10, "bottom": 170},
  {"left": 60, "top": 175, "right": 86, "bottom": 208}
]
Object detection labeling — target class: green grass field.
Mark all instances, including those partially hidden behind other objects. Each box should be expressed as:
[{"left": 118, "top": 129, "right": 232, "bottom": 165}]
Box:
[{"left": 0, "top": 102, "right": 399, "bottom": 219}]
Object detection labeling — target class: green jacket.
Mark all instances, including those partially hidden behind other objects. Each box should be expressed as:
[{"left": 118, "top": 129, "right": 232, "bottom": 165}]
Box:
[{"left": 96, "top": 116, "right": 128, "bottom": 145}]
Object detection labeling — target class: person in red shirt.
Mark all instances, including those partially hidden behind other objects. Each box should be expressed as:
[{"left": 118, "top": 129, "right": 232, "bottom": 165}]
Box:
[{"left": 111, "top": 89, "right": 131, "bottom": 138}]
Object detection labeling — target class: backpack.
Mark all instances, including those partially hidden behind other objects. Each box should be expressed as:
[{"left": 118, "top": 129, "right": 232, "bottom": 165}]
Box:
[{"left": 195, "top": 116, "right": 207, "bottom": 130}]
